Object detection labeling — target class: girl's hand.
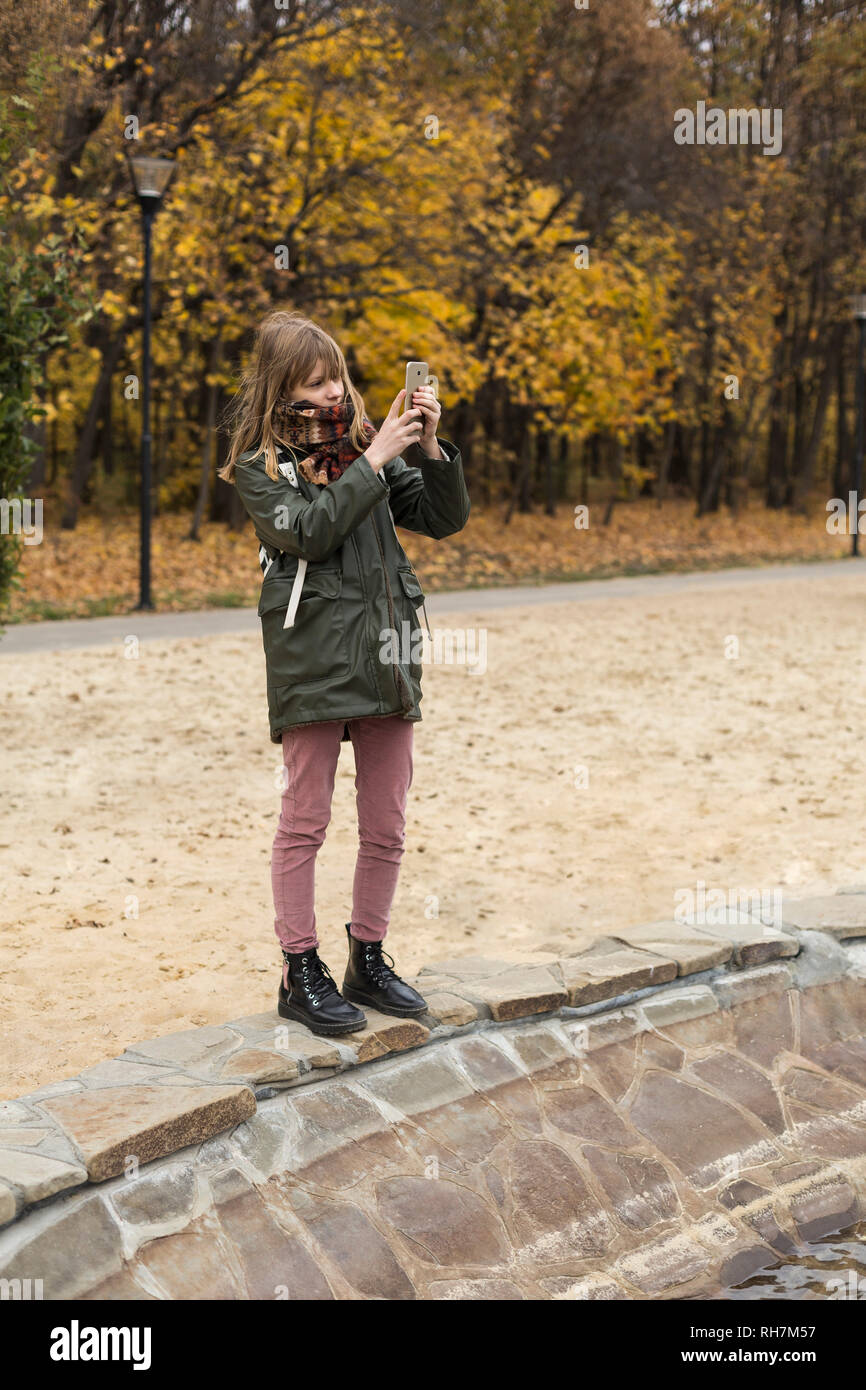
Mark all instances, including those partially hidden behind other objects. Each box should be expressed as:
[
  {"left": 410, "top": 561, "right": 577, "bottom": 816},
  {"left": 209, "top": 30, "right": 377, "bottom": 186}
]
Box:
[
  {"left": 410, "top": 384, "right": 442, "bottom": 454},
  {"left": 364, "top": 389, "right": 426, "bottom": 470}
]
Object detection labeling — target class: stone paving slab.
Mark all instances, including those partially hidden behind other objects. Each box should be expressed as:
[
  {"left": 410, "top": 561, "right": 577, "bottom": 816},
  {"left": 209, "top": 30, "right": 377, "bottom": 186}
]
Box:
[
  {"left": 0, "top": 1184, "right": 15, "bottom": 1226},
  {"left": 0, "top": 1128, "right": 54, "bottom": 1147},
  {"left": 713, "top": 964, "right": 795, "bottom": 1010},
  {"left": 335, "top": 1011, "right": 430, "bottom": 1061},
  {"left": 218, "top": 1048, "right": 301, "bottom": 1087},
  {"left": 641, "top": 986, "right": 719, "bottom": 1030},
  {"left": 613, "top": 1231, "right": 710, "bottom": 1295},
  {"left": 0, "top": 1101, "right": 38, "bottom": 1125},
  {"left": 75, "top": 1059, "right": 184, "bottom": 1088},
  {"left": 26, "top": 1079, "right": 85, "bottom": 1101},
  {"left": 418, "top": 992, "right": 480, "bottom": 1027},
  {"left": 0, "top": 1193, "right": 124, "bottom": 1298},
  {"left": 618, "top": 912, "right": 799, "bottom": 970},
  {"left": 777, "top": 894, "right": 866, "bottom": 940},
  {"left": 416, "top": 958, "right": 567, "bottom": 1021},
  {"left": 543, "top": 1273, "right": 626, "bottom": 1300},
  {"left": 108, "top": 1165, "right": 197, "bottom": 1230},
  {"left": 558, "top": 937, "right": 677, "bottom": 1006},
  {"left": 0, "top": 1149, "right": 88, "bottom": 1213},
  {"left": 39, "top": 1083, "right": 256, "bottom": 1182},
  {"left": 695, "top": 919, "right": 799, "bottom": 968},
  {"left": 122, "top": 1026, "right": 244, "bottom": 1070},
  {"left": 226, "top": 1016, "right": 342, "bottom": 1070},
  {"left": 416, "top": 956, "right": 525, "bottom": 980},
  {"left": 613, "top": 921, "right": 733, "bottom": 975}
]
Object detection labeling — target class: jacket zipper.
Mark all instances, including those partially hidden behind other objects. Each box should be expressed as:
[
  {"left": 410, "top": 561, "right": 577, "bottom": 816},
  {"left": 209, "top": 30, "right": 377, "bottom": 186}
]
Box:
[
  {"left": 350, "top": 530, "right": 387, "bottom": 706},
  {"left": 370, "top": 509, "right": 412, "bottom": 709}
]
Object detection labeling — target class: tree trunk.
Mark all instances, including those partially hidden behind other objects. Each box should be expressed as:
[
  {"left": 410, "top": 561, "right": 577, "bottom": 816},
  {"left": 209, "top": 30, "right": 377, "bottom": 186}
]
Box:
[
  {"left": 518, "top": 411, "right": 533, "bottom": 513},
  {"left": 452, "top": 398, "right": 474, "bottom": 485},
  {"left": 558, "top": 431, "right": 573, "bottom": 507},
  {"left": 791, "top": 324, "right": 841, "bottom": 511},
  {"left": 833, "top": 324, "right": 851, "bottom": 498},
  {"left": 61, "top": 323, "right": 128, "bottom": 529},
  {"left": 102, "top": 380, "right": 114, "bottom": 477},
  {"left": 697, "top": 407, "right": 731, "bottom": 516},
  {"left": 656, "top": 418, "right": 676, "bottom": 505},
  {"left": 23, "top": 412, "right": 48, "bottom": 494},
  {"left": 589, "top": 432, "right": 601, "bottom": 479},
  {"left": 791, "top": 354, "right": 806, "bottom": 494},
  {"left": 697, "top": 308, "right": 716, "bottom": 504},
  {"left": 540, "top": 428, "right": 555, "bottom": 516},
  {"left": 503, "top": 403, "right": 532, "bottom": 525},
  {"left": 574, "top": 434, "right": 587, "bottom": 507},
  {"left": 766, "top": 306, "right": 789, "bottom": 509},
  {"left": 48, "top": 402, "right": 60, "bottom": 488},
  {"left": 669, "top": 420, "right": 692, "bottom": 491},
  {"left": 602, "top": 439, "right": 624, "bottom": 525},
  {"left": 190, "top": 337, "right": 222, "bottom": 540},
  {"left": 637, "top": 428, "right": 654, "bottom": 497},
  {"left": 478, "top": 376, "right": 499, "bottom": 509}
]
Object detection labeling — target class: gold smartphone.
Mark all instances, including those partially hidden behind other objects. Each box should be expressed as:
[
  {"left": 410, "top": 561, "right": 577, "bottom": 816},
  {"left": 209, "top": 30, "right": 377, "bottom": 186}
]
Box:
[{"left": 404, "top": 361, "right": 438, "bottom": 437}]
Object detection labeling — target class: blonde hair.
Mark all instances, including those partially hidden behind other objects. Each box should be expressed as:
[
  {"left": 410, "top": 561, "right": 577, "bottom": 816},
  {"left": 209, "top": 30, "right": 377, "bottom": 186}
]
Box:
[{"left": 218, "top": 311, "right": 370, "bottom": 484}]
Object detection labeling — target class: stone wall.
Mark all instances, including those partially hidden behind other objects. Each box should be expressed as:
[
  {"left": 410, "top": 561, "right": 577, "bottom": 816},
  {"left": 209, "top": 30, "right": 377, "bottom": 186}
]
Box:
[{"left": 1, "top": 892, "right": 866, "bottom": 1299}]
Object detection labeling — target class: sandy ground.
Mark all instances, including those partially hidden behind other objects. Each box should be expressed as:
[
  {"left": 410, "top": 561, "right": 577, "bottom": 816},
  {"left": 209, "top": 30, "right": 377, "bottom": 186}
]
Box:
[{"left": 2, "top": 567, "right": 866, "bottom": 1100}]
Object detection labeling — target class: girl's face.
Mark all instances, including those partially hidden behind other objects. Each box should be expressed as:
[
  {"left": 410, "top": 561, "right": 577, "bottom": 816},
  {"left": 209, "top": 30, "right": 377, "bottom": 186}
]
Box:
[{"left": 284, "top": 358, "right": 345, "bottom": 409}]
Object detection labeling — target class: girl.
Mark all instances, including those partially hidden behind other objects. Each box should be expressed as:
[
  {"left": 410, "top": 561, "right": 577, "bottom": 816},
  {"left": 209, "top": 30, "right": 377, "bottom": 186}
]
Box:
[{"left": 218, "top": 311, "right": 470, "bottom": 1036}]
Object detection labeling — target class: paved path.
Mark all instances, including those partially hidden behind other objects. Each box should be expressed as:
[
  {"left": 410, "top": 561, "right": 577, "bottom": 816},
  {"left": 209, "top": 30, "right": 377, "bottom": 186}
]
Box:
[{"left": 1, "top": 556, "right": 863, "bottom": 655}]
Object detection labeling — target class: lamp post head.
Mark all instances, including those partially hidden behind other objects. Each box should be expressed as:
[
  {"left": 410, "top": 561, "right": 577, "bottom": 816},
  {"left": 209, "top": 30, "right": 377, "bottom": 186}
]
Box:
[
  {"left": 127, "top": 154, "right": 176, "bottom": 213},
  {"left": 851, "top": 293, "right": 866, "bottom": 321}
]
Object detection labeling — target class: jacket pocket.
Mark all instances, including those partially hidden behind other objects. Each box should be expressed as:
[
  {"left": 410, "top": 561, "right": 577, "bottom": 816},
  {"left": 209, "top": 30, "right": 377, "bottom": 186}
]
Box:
[
  {"left": 257, "top": 565, "right": 339, "bottom": 615},
  {"left": 259, "top": 568, "right": 349, "bottom": 685},
  {"left": 395, "top": 567, "right": 426, "bottom": 681},
  {"left": 396, "top": 566, "right": 425, "bottom": 607}
]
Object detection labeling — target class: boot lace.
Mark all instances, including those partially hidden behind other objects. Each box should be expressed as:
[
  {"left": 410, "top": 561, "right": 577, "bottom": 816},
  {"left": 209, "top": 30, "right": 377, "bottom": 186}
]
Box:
[
  {"left": 362, "top": 941, "right": 404, "bottom": 989},
  {"left": 283, "top": 950, "right": 339, "bottom": 1006}
]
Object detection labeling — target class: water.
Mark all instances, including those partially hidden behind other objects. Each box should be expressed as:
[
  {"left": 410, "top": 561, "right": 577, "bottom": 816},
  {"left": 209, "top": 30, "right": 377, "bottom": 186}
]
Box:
[{"left": 724, "top": 1219, "right": 866, "bottom": 1299}]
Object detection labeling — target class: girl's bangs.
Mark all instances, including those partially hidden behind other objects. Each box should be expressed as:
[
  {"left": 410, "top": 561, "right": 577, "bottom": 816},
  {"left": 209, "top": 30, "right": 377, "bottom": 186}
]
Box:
[{"left": 288, "top": 332, "right": 346, "bottom": 390}]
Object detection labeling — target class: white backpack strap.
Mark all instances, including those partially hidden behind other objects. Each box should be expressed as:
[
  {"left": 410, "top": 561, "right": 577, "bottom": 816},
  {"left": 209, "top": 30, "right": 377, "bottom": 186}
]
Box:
[
  {"left": 269, "top": 447, "right": 307, "bottom": 628},
  {"left": 277, "top": 451, "right": 299, "bottom": 488},
  {"left": 283, "top": 558, "right": 308, "bottom": 628}
]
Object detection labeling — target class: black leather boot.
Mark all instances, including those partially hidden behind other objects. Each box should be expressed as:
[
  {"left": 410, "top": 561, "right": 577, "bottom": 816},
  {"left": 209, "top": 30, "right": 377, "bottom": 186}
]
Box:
[
  {"left": 278, "top": 947, "right": 367, "bottom": 1035},
  {"left": 340, "top": 923, "right": 428, "bottom": 1017}
]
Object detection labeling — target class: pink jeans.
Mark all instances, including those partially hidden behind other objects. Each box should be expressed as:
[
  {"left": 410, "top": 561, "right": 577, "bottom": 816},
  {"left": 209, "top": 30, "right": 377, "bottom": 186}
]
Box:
[{"left": 273, "top": 714, "right": 414, "bottom": 965}]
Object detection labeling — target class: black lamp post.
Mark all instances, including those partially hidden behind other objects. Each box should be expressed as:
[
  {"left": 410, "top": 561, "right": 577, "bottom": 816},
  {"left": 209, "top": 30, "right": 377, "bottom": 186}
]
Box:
[
  {"left": 127, "top": 154, "right": 176, "bottom": 609},
  {"left": 852, "top": 293, "right": 866, "bottom": 559}
]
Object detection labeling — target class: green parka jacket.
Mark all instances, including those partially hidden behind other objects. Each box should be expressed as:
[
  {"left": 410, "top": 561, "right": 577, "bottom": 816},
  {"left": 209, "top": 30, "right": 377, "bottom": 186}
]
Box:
[{"left": 234, "top": 435, "right": 471, "bottom": 743}]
